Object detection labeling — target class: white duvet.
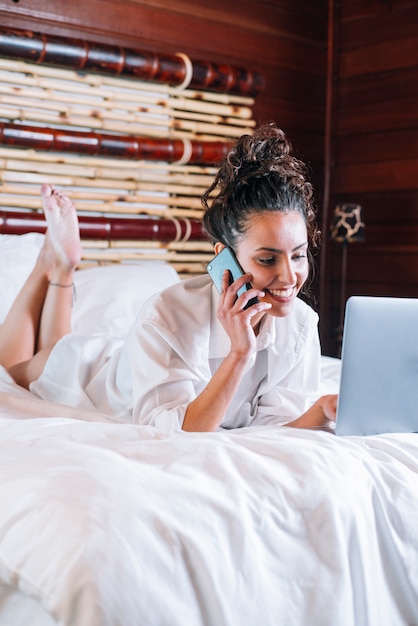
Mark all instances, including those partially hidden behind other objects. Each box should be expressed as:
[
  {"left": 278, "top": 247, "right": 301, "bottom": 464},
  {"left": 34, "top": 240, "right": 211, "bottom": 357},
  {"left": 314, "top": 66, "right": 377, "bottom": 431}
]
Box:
[
  {"left": 1, "top": 368, "right": 418, "bottom": 626},
  {"left": 1, "top": 237, "right": 418, "bottom": 625}
]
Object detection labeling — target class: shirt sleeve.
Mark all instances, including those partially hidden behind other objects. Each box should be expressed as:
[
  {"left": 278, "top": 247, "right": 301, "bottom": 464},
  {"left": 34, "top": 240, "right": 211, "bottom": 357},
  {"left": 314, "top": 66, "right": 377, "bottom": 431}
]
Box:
[{"left": 123, "top": 310, "right": 211, "bottom": 433}]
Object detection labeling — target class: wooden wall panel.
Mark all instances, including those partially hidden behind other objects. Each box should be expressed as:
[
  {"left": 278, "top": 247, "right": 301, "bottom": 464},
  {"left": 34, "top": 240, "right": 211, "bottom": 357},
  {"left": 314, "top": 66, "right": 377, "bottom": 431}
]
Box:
[
  {"left": 335, "top": 129, "right": 418, "bottom": 164},
  {"left": 0, "top": 0, "right": 327, "bottom": 171},
  {"left": 324, "top": 0, "right": 418, "bottom": 355}
]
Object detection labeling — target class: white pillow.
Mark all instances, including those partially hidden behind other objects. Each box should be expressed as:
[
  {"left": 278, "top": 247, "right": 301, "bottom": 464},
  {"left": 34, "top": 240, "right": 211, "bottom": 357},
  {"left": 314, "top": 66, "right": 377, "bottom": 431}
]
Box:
[
  {"left": 0, "top": 234, "right": 180, "bottom": 337},
  {"left": 72, "top": 263, "right": 180, "bottom": 336},
  {"left": 0, "top": 233, "right": 45, "bottom": 324}
]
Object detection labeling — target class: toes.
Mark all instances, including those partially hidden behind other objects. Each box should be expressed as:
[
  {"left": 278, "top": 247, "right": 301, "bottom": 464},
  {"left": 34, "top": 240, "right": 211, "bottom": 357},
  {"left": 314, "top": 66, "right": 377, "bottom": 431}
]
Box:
[
  {"left": 55, "top": 191, "right": 74, "bottom": 210},
  {"left": 41, "top": 185, "right": 75, "bottom": 217},
  {"left": 41, "top": 183, "right": 55, "bottom": 198}
]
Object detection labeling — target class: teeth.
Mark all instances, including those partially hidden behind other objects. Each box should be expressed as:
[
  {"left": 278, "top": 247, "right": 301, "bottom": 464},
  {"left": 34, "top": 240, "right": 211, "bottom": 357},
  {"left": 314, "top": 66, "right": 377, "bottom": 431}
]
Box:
[{"left": 267, "top": 288, "right": 294, "bottom": 298}]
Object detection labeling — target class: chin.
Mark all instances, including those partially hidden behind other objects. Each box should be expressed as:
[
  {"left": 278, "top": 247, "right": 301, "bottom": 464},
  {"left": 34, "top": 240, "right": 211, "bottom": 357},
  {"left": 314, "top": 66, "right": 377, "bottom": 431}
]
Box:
[{"left": 267, "top": 300, "right": 295, "bottom": 318}]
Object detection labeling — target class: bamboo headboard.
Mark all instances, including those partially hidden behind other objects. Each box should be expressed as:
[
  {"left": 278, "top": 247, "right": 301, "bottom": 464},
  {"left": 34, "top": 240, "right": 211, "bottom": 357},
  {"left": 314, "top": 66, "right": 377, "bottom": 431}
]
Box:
[{"left": 0, "top": 27, "right": 263, "bottom": 275}]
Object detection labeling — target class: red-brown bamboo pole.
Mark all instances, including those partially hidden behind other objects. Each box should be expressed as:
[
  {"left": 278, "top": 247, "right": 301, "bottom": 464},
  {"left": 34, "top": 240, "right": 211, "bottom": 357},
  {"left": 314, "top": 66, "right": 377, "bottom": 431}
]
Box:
[
  {"left": 0, "top": 210, "right": 207, "bottom": 241},
  {"left": 0, "top": 122, "right": 230, "bottom": 164},
  {"left": 0, "top": 27, "right": 264, "bottom": 97}
]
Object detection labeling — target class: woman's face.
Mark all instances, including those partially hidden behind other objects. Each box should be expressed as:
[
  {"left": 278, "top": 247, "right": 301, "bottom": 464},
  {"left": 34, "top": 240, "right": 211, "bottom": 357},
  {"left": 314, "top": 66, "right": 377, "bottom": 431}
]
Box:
[{"left": 234, "top": 211, "right": 310, "bottom": 318}]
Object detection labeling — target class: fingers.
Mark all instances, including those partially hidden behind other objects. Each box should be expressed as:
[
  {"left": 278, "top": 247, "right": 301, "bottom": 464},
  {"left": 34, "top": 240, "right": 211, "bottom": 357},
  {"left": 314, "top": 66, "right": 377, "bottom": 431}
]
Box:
[
  {"left": 220, "top": 268, "right": 233, "bottom": 294},
  {"left": 221, "top": 270, "right": 267, "bottom": 311},
  {"left": 319, "top": 394, "right": 338, "bottom": 421}
]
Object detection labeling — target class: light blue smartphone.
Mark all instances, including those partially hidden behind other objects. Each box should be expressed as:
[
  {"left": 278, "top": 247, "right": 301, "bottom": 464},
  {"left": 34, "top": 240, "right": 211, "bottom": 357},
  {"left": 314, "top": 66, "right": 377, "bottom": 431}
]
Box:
[{"left": 207, "top": 247, "right": 259, "bottom": 309}]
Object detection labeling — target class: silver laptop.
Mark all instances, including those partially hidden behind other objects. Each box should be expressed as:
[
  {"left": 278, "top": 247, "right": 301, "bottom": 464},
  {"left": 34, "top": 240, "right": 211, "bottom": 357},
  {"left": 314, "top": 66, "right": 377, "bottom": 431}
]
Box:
[{"left": 335, "top": 296, "right": 418, "bottom": 436}]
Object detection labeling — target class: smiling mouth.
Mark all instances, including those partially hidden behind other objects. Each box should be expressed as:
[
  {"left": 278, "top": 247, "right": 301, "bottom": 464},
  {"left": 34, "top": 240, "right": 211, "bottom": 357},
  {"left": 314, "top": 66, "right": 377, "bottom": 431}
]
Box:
[{"left": 266, "top": 287, "right": 295, "bottom": 299}]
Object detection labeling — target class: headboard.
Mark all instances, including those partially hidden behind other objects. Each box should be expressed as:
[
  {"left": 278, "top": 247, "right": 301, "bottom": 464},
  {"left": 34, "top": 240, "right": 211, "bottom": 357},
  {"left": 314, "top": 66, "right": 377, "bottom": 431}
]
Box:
[{"left": 0, "top": 27, "right": 263, "bottom": 275}]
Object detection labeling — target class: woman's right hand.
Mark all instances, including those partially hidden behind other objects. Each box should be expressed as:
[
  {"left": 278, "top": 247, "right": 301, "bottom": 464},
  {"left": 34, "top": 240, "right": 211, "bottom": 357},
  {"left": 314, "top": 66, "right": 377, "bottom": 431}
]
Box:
[
  {"left": 287, "top": 394, "right": 338, "bottom": 432},
  {"left": 216, "top": 270, "right": 272, "bottom": 357},
  {"left": 183, "top": 273, "right": 271, "bottom": 432}
]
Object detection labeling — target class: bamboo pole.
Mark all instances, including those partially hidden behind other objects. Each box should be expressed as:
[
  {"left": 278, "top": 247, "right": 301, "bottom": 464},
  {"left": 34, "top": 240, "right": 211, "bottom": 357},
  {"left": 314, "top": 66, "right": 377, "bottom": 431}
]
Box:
[
  {"left": 0, "top": 171, "right": 210, "bottom": 199},
  {"left": 0, "top": 198, "right": 203, "bottom": 219},
  {"left": 0, "top": 167, "right": 211, "bottom": 189},
  {"left": 0, "top": 147, "right": 218, "bottom": 175},
  {"left": 100, "top": 240, "right": 213, "bottom": 251},
  {"left": 0, "top": 125, "right": 229, "bottom": 165},
  {"left": 0, "top": 33, "right": 264, "bottom": 97},
  {"left": 80, "top": 250, "right": 212, "bottom": 262},
  {"left": 0, "top": 78, "right": 254, "bottom": 121},
  {"left": 0, "top": 158, "right": 213, "bottom": 187},
  {"left": 1, "top": 210, "right": 206, "bottom": 241},
  {"left": 0, "top": 191, "right": 203, "bottom": 210},
  {"left": 0, "top": 183, "right": 204, "bottom": 209}
]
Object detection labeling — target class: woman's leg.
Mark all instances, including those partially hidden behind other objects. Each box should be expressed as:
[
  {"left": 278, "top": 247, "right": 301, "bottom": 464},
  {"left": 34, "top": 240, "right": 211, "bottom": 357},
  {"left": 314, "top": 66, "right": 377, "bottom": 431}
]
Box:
[
  {"left": 1, "top": 184, "right": 81, "bottom": 386},
  {"left": 36, "top": 183, "right": 82, "bottom": 350},
  {"left": 0, "top": 242, "right": 49, "bottom": 369}
]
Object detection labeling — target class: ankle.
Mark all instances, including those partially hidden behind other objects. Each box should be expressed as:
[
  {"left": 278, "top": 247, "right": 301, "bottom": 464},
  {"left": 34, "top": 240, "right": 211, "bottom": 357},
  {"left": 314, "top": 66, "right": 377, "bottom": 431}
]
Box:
[{"left": 48, "top": 279, "right": 77, "bottom": 306}]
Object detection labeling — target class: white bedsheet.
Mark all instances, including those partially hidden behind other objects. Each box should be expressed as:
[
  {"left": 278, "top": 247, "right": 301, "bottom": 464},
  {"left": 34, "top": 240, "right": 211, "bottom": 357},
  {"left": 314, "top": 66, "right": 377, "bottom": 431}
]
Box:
[{"left": 1, "top": 363, "right": 417, "bottom": 626}]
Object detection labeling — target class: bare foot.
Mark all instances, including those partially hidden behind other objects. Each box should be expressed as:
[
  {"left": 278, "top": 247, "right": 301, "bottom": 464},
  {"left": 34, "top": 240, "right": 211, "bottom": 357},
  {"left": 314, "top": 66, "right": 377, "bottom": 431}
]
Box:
[{"left": 41, "top": 184, "right": 82, "bottom": 270}]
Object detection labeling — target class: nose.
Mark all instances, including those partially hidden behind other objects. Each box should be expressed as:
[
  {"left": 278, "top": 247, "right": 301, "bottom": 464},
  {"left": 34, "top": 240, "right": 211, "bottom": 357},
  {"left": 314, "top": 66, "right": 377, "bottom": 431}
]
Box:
[{"left": 276, "top": 256, "right": 296, "bottom": 285}]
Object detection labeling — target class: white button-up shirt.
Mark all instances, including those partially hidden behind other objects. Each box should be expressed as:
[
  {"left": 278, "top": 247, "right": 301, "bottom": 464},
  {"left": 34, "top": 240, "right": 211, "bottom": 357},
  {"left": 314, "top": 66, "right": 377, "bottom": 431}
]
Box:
[
  {"left": 32, "top": 275, "right": 321, "bottom": 432},
  {"left": 117, "top": 275, "right": 321, "bottom": 432}
]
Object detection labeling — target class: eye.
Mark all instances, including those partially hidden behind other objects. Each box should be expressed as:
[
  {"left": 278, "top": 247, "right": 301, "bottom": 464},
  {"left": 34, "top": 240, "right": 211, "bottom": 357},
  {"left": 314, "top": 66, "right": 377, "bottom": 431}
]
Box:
[
  {"left": 292, "top": 253, "right": 307, "bottom": 261},
  {"left": 257, "top": 257, "right": 275, "bottom": 265}
]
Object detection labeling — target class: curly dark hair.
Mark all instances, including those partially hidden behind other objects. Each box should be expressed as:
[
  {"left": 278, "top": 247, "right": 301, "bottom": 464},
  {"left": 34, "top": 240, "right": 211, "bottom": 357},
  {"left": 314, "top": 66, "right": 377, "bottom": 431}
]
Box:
[{"left": 202, "top": 123, "right": 321, "bottom": 253}]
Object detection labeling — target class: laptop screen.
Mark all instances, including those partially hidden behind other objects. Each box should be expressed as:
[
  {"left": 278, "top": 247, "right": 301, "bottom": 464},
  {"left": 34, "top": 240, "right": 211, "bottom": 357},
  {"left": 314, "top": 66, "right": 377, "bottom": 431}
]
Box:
[{"left": 335, "top": 296, "right": 418, "bottom": 436}]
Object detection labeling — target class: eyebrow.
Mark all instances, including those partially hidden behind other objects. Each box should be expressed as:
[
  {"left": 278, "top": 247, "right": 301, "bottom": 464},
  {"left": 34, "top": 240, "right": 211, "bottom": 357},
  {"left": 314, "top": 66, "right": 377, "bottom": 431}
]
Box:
[{"left": 255, "top": 242, "right": 308, "bottom": 253}]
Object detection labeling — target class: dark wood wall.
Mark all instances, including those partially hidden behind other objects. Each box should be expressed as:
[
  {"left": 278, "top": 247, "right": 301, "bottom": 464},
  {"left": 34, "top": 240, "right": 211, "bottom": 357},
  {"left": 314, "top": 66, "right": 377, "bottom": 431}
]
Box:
[{"left": 324, "top": 0, "right": 418, "bottom": 354}]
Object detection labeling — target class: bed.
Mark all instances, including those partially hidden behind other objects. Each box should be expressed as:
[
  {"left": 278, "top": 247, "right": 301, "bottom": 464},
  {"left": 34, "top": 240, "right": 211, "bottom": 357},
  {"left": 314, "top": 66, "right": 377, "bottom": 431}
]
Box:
[{"left": 0, "top": 233, "right": 418, "bottom": 626}]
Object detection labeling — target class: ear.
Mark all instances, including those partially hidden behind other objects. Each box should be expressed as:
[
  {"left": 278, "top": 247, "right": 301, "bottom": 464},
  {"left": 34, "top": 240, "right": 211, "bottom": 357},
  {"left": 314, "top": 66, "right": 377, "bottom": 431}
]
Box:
[{"left": 214, "top": 242, "right": 226, "bottom": 255}]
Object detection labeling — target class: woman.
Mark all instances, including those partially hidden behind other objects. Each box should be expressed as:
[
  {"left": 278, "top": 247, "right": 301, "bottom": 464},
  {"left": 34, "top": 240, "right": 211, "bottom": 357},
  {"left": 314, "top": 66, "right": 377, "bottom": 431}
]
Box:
[{"left": 5, "top": 124, "right": 337, "bottom": 431}]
